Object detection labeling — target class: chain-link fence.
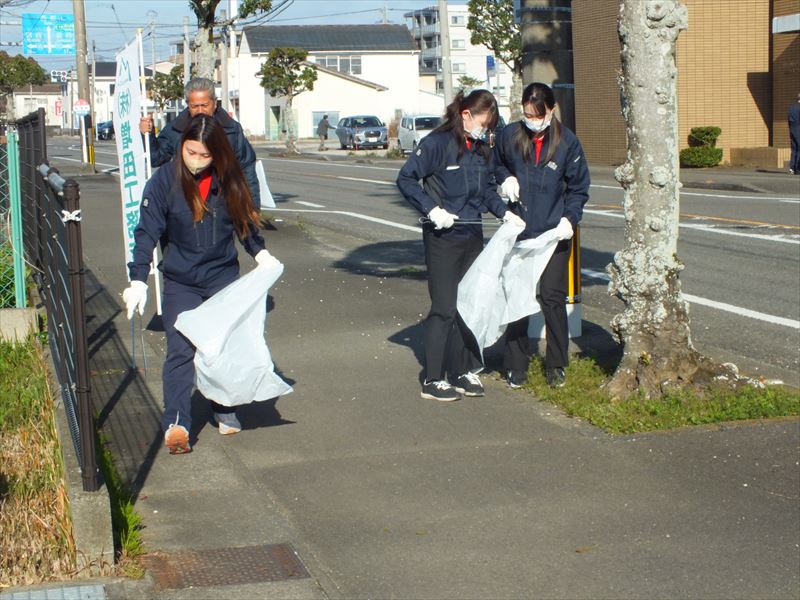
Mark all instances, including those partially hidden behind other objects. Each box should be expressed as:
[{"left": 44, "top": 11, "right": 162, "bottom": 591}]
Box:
[{"left": 0, "top": 133, "right": 26, "bottom": 309}]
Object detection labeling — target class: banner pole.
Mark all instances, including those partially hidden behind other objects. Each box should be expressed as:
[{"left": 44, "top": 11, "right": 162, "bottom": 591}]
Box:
[{"left": 137, "top": 28, "right": 162, "bottom": 316}]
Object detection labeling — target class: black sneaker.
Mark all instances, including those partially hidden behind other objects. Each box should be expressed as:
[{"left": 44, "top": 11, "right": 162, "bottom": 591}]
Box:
[
  {"left": 453, "top": 372, "right": 485, "bottom": 397},
  {"left": 545, "top": 367, "right": 566, "bottom": 388},
  {"left": 507, "top": 370, "right": 528, "bottom": 389},
  {"left": 421, "top": 380, "right": 461, "bottom": 402}
]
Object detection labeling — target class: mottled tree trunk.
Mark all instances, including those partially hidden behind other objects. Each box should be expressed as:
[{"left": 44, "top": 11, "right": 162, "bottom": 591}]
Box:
[
  {"left": 284, "top": 97, "right": 297, "bottom": 154},
  {"left": 194, "top": 27, "right": 216, "bottom": 80},
  {"left": 607, "top": 0, "right": 733, "bottom": 398},
  {"left": 509, "top": 67, "right": 523, "bottom": 122}
]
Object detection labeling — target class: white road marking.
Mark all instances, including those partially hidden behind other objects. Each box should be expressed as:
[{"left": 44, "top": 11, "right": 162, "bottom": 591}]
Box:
[
  {"left": 296, "top": 201, "right": 325, "bottom": 208},
  {"left": 265, "top": 156, "right": 398, "bottom": 172},
  {"left": 52, "top": 155, "right": 119, "bottom": 174},
  {"left": 779, "top": 199, "right": 800, "bottom": 204},
  {"left": 583, "top": 208, "right": 800, "bottom": 245},
  {"left": 337, "top": 176, "right": 395, "bottom": 186},
  {"left": 590, "top": 183, "right": 798, "bottom": 202},
  {"left": 269, "top": 207, "right": 421, "bottom": 233},
  {"left": 581, "top": 267, "right": 800, "bottom": 330}
]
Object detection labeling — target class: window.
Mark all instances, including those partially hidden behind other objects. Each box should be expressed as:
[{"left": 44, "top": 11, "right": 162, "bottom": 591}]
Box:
[
  {"left": 451, "top": 14, "right": 465, "bottom": 26},
  {"left": 314, "top": 54, "right": 361, "bottom": 76},
  {"left": 493, "top": 86, "right": 507, "bottom": 97},
  {"left": 452, "top": 63, "right": 465, "bottom": 73},
  {"left": 451, "top": 39, "right": 465, "bottom": 49}
]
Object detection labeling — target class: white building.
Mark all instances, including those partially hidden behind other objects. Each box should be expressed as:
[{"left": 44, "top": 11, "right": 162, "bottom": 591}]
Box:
[
  {"left": 405, "top": 4, "right": 514, "bottom": 118},
  {"left": 233, "top": 24, "right": 444, "bottom": 139}
]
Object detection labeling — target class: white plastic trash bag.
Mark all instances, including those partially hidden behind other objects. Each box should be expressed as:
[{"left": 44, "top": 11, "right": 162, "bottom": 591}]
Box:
[
  {"left": 256, "top": 160, "right": 276, "bottom": 209},
  {"left": 174, "top": 262, "right": 292, "bottom": 406},
  {"left": 458, "top": 222, "right": 561, "bottom": 357}
]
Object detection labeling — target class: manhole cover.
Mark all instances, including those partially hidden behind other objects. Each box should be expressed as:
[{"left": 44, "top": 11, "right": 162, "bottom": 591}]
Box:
[{"left": 142, "top": 543, "right": 310, "bottom": 590}]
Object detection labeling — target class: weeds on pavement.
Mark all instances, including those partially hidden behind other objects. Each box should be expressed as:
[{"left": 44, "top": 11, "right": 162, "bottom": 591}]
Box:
[{"left": 520, "top": 355, "right": 800, "bottom": 435}]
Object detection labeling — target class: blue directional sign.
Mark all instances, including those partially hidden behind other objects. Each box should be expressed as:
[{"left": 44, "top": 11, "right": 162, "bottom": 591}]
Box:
[{"left": 22, "top": 14, "right": 76, "bottom": 55}]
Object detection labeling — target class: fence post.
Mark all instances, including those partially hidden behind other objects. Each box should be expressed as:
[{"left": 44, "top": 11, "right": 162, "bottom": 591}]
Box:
[
  {"left": 62, "top": 179, "right": 100, "bottom": 492},
  {"left": 6, "top": 131, "right": 26, "bottom": 308}
]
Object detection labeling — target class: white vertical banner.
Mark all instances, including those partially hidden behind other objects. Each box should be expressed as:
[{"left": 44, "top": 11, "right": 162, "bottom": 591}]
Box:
[{"left": 114, "top": 38, "right": 147, "bottom": 271}]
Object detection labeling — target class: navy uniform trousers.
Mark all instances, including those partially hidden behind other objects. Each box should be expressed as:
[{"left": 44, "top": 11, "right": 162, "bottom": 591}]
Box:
[
  {"left": 160, "top": 277, "right": 236, "bottom": 433},
  {"left": 503, "top": 239, "right": 571, "bottom": 375},
  {"left": 423, "top": 228, "right": 483, "bottom": 382}
]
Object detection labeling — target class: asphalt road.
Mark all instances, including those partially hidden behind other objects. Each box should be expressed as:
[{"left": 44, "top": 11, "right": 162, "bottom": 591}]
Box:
[{"left": 48, "top": 138, "right": 800, "bottom": 387}]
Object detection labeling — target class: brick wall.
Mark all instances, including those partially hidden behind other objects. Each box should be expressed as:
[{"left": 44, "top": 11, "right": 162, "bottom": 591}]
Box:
[
  {"left": 772, "top": 0, "right": 800, "bottom": 149},
  {"left": 572, "top": 0, "right": 773, "bottom": 165}
]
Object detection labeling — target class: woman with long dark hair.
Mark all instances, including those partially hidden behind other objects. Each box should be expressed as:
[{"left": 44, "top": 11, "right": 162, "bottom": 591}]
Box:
[
  {"left": 121, "top": 115, "right": 279, "bottom": 454},
  {"left": 397, "top": 89, "right": 525, "bottom": 402},
  {"left": 494, "top": 82, "right": 590, "bottom": 389}
]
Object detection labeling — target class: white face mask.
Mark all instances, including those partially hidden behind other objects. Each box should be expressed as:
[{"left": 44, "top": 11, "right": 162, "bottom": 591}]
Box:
[
  {"left": 523, "top": 114, "right": 552, "bottom": 133},
  {"left": 467, "top": 125, "right": 487, "bottom": 140},
  {"left": 184, "top": 155, "right": 212, "bottom": 175}
]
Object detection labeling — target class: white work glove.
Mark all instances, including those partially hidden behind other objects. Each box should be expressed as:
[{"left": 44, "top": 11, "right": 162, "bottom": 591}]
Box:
[
  {"left": 555, "top": 217, "right": 574, "bottom": 241},
  {"left": 255, "top": 248, "right": 281, "bottom": 269},
  {"left": 122, "top": 280, "right": 148, "bottom": 320},
  {"left": 503, "top": 211, "right": 526, "bottom": 228},
  {"left": 500, "top": 176, "right": 520, "bottom": 204},
  {"left": 428, "top": 206, "right": 459, "bottom": 230}
]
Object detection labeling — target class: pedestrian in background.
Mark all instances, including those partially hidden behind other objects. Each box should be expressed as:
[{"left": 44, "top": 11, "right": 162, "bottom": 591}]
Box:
[
  {"left": 396, "top": 89, "right": 525, "bottom": 402},
  {"left": 122, "top": 115, "right": 280, "bottom": 454},
  {"left": 789, "top": 93, "right": 800, "bottom": 175},
  {"left": 139, "top": 77, "right": 261, "bottom": 208},
  {"left": 493, "top": 82, "right": 590, "bottom": 389},
  {"left": 317, "top": 115, "right": 331, "bottom": 151}
]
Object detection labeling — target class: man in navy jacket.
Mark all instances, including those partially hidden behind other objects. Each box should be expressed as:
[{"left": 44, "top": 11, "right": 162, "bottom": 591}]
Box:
[
  {"left": 789, "top": 93, "right": 800, "bottom": 175},
  {"left": 139, "top": 77, "right": 260, "bottom": 207}
]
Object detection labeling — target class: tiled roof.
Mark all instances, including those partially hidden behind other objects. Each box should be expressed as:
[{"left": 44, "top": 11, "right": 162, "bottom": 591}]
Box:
[{"left": 243, "top": 24, "right": 418, "bottom": 53}]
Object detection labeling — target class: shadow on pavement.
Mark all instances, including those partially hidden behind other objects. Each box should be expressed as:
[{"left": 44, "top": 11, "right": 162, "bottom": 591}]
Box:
[
  {"left": 333, "top": 239, "right": 426, "bottom": 279},
  {"left": 84, "top": 269, "right": 162, "bottom": 500}
]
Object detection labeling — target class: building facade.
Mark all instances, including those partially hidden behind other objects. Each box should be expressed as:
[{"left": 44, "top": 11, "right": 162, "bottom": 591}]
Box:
[
  {"left": 571, "top": 0, "right": 798, "bottom": 167},
  {"left": 405, "top": 4, "right": 514, "bottom": 117},
  {"left": 234, "top": 24, "right": 439, "bottom": 139}
]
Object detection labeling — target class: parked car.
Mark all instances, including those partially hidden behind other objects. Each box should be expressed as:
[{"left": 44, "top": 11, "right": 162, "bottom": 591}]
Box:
[
  {"left": 97, "top": 120, "right": 115, "bottom": 140},
  {"left": 397, "top": 114, "right": 441, "bottom": 154},
  {"left": 335, "top": 115, "right": 388, "bottom": 150}
]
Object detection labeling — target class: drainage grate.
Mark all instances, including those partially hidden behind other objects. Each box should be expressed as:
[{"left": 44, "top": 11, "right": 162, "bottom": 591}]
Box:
[{"left": 142, "top": 543, "right": 310, "bottom": 590}]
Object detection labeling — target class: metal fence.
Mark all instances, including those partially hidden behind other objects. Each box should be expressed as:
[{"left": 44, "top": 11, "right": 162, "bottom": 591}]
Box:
[
  {"left": 0, "top": 131, "right": 26, "bottom": 309},
  {"left": 16, "top": 108, "right": 100, "bottom": 492}
]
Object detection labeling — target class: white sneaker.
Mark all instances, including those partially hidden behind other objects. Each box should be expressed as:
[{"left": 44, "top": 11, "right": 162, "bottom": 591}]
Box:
[{"left": 215, "top": 412, "right": 241, "bottom": 435}]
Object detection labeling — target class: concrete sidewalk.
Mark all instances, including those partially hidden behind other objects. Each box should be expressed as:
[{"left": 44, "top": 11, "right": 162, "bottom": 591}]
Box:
[{"left": 8, "top": 168, "right": 797, "bottom": 598}]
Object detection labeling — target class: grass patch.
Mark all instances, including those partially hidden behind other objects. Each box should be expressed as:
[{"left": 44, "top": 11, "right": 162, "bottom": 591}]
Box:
[
  {"left": 98, "top": 433, "right": 144, "bottom": 578},
  {"left": 384, "top": 146, "right": 405, "bottom": 159},
  {"left": 0, "top": 338, "right": 77, "bottom": 587},
  {"left": 521, "top": 355, "right": 800, "bottom": 435}
]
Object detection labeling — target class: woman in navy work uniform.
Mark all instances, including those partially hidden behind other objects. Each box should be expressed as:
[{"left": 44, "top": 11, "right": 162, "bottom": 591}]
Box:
[
  {"left": 397, "top": 89, "right": 526, "bottom": 402},
  {"left": 494, "top": 82, "right": 590, "bottom": 389},
  {"left": 122, "top": 115, "right": 280, "bottom": 454}
]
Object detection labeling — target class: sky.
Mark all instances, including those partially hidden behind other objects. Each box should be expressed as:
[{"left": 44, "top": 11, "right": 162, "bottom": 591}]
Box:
[{"left": 0, "top": 0, "right": 441, "bottom": 69}]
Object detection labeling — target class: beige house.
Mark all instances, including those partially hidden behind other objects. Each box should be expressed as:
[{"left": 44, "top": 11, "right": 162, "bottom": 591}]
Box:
[{"left": 571, "top": 0, "right": 799, "bottom": 167}]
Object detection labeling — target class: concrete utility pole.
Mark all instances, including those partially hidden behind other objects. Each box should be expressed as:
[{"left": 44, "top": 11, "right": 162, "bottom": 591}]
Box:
[
  {"left": 91, "top": 40, "right": 96, "bottom": 139},
  {"left": 520, "top": 0, "right": 575, "bottom": 131},
  {"left": 220, "top": 9, "right": 228, "bottom": 114},
  {"left": 438, "top": 0, "right": 454, "bottom": 105},
  {"left": 72, "top": 0, "right": 95, "bottom": 168},
  {"left": 183, "top": 16, "right": 191, "bottom": 88}
]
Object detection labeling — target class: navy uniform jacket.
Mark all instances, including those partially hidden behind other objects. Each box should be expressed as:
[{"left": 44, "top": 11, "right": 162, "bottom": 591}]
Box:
[
  {"left": 147, "top": 106, "right": 260, "bottom": 210},
  {"left": 128, "top": 160, "right": 265, "bottom": 289},
  {"left": 789, "top": 103, "right": 800, "bottom": 137},
  {"left": 494, "top": 122, "right": 590, "bottom": 239},
  {"left": 396, "top": 130, "right": 508, "bottom": 237}
]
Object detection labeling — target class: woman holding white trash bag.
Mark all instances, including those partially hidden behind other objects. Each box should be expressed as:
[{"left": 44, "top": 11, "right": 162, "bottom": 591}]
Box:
[
  {"left": 396, "top": 89, "right": 525, "bottom": 402},
  {"left": 493, "top": 82, "right": 590, "bottom": 389},
  {"left": 122, "top": 115, "right": 280, "bottom": 455}
]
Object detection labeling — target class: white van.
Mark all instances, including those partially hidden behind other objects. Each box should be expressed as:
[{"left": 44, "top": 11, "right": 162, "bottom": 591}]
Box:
[{"left": 397, "top": 115, "right": 441, "bottom": 154}]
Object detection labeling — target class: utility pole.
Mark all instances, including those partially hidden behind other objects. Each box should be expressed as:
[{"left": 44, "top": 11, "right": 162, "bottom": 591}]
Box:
[
  {"left": 520, "top": 0, "right": 575, "bottom": 131},
  {"left": 72, "top": 0, "right": 95, "bottom": 169},
  {"left": 438, "top": 0, "right": 453, "bottom": 105},
  {"left": 91, "top": 40, "right": 96, "bottom": 139},
  {"left": 183, "top": 16, "right": 191, "bottom": 90},
  {"left": 220, "top": 9, "right": 228, "bottom": 114}
]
